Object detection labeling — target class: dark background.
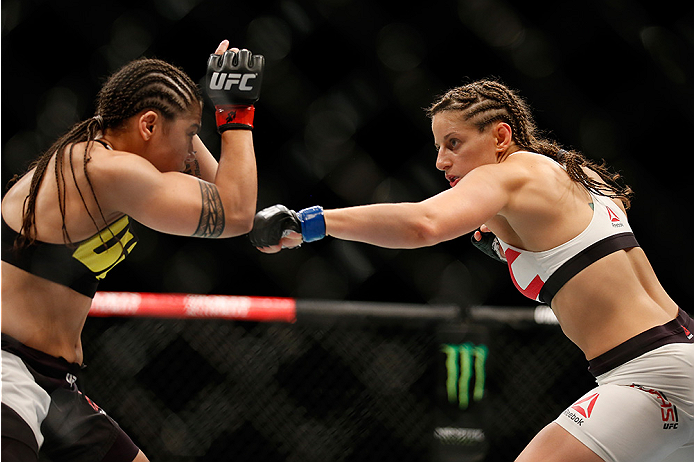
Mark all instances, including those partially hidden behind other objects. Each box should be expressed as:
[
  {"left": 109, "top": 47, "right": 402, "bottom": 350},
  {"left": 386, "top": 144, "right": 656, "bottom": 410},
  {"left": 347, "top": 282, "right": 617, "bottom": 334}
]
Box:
[{"left": 3, "top": 0, "right": 693, "bottom": 307}]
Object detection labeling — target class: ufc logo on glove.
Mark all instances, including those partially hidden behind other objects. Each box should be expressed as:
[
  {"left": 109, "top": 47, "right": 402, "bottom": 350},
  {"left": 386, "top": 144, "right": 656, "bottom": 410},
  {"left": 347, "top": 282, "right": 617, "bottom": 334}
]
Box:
[
  {"left": 208, "top": 72, "right": 257, "bottom": 91},
  {"left": 206, "top": 48, "right": 264, "bottom": 132}
]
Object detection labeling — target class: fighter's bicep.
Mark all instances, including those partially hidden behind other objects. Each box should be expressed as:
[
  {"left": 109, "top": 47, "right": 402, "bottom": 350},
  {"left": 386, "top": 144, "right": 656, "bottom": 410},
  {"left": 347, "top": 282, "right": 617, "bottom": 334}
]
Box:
[
  {"left": 105, "top": 165, "right": 224, "bottom": 238},
  {"left": 417, "top": 169, "right": 510, "bottom": 242}
]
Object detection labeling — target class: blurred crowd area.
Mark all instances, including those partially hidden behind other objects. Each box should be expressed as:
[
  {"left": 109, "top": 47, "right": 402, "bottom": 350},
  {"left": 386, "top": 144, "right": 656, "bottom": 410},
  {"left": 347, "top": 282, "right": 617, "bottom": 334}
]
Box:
[{"left": 2, "top": 0, "right": 693, "bottom": 306}]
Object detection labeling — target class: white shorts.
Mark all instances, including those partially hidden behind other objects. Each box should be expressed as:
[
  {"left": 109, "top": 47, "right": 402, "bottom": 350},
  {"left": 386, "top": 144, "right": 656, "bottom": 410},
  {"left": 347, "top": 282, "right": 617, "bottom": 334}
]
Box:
[
  {"left": 555, "top": 343, "right": 694, "bottom": 462},
  {"left": 1, "top": 350, "right": 52, "bottom": 448}
]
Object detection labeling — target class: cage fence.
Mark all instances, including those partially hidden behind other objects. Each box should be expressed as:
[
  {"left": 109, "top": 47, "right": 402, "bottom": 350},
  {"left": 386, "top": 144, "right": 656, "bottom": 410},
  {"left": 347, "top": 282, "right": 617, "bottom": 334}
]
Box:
[{"left": 79, "top": 293, "right": 596, "bottom": 462}]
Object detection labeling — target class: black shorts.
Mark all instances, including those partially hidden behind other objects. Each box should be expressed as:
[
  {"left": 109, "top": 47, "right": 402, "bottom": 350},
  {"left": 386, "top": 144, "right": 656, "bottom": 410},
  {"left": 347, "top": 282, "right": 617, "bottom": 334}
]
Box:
[{"left": 1, "top": 334, "right": 139, "bottom": 461}]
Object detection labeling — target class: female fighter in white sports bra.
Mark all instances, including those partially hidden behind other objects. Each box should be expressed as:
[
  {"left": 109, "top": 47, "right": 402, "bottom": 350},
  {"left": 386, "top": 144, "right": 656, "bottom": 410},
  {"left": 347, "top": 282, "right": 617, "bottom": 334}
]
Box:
[{"left": 249, "top": 79, "right": 694, "bottom": 462}]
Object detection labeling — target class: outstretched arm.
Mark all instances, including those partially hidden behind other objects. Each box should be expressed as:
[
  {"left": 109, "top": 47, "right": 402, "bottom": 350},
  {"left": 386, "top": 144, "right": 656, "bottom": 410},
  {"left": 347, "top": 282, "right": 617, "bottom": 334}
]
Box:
[{"left": 251, "top": 164, "right": 512, "bottom": 251}]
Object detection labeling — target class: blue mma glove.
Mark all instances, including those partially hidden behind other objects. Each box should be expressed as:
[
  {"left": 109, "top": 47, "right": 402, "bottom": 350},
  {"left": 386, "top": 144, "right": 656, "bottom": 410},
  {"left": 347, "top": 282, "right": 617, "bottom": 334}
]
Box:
[{"left": 249, "top": 205, "right": 326, "bottom": 248}]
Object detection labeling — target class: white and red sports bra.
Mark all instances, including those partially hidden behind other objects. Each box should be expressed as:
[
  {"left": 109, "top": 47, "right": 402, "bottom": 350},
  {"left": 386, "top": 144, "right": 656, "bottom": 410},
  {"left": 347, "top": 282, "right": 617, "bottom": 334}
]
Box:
[{"left": 498, "top": 188, "right": 639, "bottom": 305}]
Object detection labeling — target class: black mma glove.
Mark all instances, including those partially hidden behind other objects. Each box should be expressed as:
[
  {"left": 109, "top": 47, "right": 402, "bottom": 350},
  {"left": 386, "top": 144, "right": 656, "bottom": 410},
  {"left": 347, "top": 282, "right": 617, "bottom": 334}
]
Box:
[
  {"left": 249, "top": 205, "right": 326, "bottom": 248},
  {"left": 206, "top": 48, "right": 264, "bottom": 132},
  {"left": 471, "top": 229, "right": 507, "bottom": 264}
]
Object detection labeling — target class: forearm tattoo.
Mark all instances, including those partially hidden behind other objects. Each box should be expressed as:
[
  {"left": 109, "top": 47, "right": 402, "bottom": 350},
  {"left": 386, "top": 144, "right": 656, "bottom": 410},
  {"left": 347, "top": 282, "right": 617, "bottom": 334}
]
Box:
[{"left": 193, "top": 180, "right": 225, "bottom": 238}]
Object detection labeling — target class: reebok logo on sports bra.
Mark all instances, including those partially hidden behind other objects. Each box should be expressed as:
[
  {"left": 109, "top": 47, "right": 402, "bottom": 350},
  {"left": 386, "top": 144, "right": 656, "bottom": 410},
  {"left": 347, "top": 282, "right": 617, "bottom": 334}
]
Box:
[
  {"left": 498, "top": 190, "right": 639, "bottom": 305},
  {"left": 71, "top": 216, "right": 137, "bottom": 279}
]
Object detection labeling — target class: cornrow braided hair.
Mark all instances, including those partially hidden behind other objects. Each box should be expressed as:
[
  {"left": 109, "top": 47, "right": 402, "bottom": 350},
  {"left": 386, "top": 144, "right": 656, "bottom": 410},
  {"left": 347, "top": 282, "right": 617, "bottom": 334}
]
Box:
[
  {"left": 11, "top": 58, "right": 202, "bottom": 250},
  {"left": 426, "top": 78, "right": 633, "bottom": 208},
  {"left": 96, "top": 58, "right": 202, "bottom": 130}
]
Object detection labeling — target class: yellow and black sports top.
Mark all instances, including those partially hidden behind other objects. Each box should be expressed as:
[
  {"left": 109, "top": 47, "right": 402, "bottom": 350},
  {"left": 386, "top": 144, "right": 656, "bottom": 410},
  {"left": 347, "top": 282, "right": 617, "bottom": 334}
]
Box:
[{"left": 1, "top": 215, "right": 138, "bottom": 298}]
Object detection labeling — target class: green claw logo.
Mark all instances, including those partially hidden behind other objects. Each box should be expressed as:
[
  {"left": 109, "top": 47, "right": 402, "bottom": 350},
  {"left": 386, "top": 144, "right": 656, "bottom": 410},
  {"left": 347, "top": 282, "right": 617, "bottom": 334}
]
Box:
[{"left": 441, "top": 343, "right": 488, "bottom": 410}]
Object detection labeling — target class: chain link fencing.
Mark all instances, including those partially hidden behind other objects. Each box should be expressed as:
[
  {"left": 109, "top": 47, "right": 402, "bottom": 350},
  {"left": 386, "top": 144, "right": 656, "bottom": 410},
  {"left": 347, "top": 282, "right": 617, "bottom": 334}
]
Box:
[{"left": 79, "top": 302, "right": 595, "bottom": 462}]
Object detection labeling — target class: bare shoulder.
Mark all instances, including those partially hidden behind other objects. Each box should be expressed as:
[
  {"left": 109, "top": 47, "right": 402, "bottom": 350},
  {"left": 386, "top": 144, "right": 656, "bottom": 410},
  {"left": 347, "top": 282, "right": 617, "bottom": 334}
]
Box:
[
  {"left": 1, "top": 175, "right": 31, "bottom": 227},
  {"left": 495, "top": 151, "right": 576, "bottom": 217},
  {"left": 504, "top": 150, "right": 560, "bottom": 170},
  {"left": 84, "top": 142, "right": 160, "bottom": 185},
  {"left": 79, "top": 142, "right": 167, "bottom": 213},
  {"left": 86, "top": 142, "right": 152, "bottom": 171},
  {"left": 490, "top": 152, "right": 596, "bottom": 249},
  {"left": 479, "top": 151, "right": 559, "bottom": 189}
]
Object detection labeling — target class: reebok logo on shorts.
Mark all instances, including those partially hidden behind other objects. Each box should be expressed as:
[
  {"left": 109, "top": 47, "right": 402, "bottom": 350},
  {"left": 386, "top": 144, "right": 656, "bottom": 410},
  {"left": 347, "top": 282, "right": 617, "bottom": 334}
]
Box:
[
  {"left": 563, "top": 393, "right": 599, "bottom": 426},
  {"left": 571, "top": 393, "right": 599, "bottom": 418}
]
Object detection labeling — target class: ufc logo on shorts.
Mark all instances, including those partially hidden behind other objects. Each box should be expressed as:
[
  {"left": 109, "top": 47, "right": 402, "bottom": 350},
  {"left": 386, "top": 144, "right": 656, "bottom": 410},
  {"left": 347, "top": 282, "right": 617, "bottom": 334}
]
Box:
[
  {"left": 209, "top": 72, "right": 256, "bottom": 91},
  {"left": 630, "top": 384, "right": 679, "bottom": 430}
]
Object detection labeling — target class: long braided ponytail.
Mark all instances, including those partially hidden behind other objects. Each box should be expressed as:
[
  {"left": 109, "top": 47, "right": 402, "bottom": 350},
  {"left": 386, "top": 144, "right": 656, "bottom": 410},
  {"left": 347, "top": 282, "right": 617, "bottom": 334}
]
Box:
[
  {"left": 426, "top": 79, "right": 632, "bottom": 208},
  {"left": 12, "top": 58, "right": 202, "bottom": 249}
]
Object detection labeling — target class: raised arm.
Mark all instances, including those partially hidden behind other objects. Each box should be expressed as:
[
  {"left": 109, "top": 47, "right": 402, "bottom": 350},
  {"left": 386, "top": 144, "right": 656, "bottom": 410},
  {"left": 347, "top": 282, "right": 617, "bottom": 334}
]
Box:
[{"left": 95, "top": 41, "right": 263, "bottom": 238}]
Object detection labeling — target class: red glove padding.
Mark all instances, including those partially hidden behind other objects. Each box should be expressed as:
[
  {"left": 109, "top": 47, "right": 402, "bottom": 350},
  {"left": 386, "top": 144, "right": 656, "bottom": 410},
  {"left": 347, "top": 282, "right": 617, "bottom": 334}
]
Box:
[{"left": 215, "top": 104, "right": 255, "bottom": 132}]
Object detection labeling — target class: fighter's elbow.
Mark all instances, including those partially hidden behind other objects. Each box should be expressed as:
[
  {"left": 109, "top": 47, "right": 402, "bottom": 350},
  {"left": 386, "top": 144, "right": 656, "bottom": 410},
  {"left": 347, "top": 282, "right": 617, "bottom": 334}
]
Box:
[
  {"left": 220, "top": 207, "right": 255, "bottom": 237},
  {"left": 410, "top": 218, "right": 444, "bottom": 248}
]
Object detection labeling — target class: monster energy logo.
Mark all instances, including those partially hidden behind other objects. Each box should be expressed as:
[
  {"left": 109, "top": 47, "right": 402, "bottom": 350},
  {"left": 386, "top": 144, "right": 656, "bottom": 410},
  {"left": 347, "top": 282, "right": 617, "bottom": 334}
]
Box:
[{"left": 441, "top": 343, "right": 488, "bottom": 410}]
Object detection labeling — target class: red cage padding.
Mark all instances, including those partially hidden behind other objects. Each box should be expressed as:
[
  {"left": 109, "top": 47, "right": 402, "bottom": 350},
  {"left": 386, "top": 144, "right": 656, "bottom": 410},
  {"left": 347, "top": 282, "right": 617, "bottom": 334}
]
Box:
[{"left": 90, "top": 292, "right": 297, "bottom": 323}]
